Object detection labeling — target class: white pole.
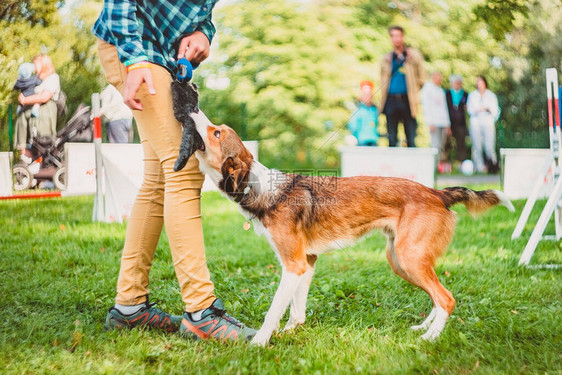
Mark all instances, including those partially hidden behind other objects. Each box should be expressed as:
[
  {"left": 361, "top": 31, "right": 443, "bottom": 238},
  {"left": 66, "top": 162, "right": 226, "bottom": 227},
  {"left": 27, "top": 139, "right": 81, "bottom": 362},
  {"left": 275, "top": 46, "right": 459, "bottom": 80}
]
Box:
[
  {"left": 92, "top": 93, "right": 104, "bottom": 222},
  {"left": 547, "top": 69, "right": 562, "bottom": 239}
]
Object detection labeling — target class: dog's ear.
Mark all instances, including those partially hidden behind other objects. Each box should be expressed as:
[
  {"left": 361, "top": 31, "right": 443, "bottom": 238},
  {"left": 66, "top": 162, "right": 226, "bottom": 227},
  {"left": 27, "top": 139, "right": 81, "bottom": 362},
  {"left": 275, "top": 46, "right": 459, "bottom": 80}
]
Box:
[{"left": 220, "top": 156, "right": 250, "bottom": 201}]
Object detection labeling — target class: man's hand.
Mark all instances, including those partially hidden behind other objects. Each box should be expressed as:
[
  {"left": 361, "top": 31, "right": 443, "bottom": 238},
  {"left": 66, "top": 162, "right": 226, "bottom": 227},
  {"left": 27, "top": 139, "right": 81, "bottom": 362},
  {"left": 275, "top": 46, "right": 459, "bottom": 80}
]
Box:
[
  {"left": 177, "top": 31, "right": 210, "bottom": 64},
  {"left": 123, "top": 67, "right": 156, "bottom": 111},
  {"left": 18, "top": 93, "right": 26, "bottom": 105}
]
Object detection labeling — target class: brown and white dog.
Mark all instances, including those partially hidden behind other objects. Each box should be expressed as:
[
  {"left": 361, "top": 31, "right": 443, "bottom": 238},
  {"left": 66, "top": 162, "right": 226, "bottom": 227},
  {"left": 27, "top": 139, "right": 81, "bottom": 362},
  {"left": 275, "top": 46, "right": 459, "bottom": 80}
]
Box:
[{"left": 187, "top": 110, "right": 514, "bottom": 346}]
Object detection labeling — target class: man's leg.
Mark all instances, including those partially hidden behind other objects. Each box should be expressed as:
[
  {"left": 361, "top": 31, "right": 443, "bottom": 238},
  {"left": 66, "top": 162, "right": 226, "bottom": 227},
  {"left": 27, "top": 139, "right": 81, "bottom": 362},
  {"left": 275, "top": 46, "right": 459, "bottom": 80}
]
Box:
[
  {"left": 469, "top": 119, "right": 484, "bottom": 172},
  {"left": 98, "top": 37, "right": 215, "bottom": 307},
  {"left": 136, "top": 75, "right": 216, "bottom": 313},
  {"left": 97, "top": 40, "right": 185, "bottom": 332},
  {"left": 429, "top": 127, "right": 440, "bottom": 149},
  {"left": 107, "top": 119, "right": 130, "bottom": 143},
  {"left": 385, "top": 98, "right": 399, "bottom": 147},
  {"left": 98, "top": 40, "right": 255, "bottom": 340},
  {"left": 483, "top": 121, "right": 498, "bottom": 165},
  {"left": 451, "top": 123, "right": 468, "bottom": 161},
  {"left": 403, "top": 99, "right": 417, "bottom": 147},
  {"left": 438, "top": 128, "right": 449, "bottom": 161},
  {"left": 106, "top": 120, "right": 117, "bottom": 143}
]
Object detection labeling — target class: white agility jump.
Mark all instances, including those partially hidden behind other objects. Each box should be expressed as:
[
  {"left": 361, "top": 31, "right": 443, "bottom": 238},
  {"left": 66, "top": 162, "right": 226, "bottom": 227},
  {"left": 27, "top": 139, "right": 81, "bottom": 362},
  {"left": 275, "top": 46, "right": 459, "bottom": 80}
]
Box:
[{"left": 512, "top": 68, "right": 562, "bottom": 266}]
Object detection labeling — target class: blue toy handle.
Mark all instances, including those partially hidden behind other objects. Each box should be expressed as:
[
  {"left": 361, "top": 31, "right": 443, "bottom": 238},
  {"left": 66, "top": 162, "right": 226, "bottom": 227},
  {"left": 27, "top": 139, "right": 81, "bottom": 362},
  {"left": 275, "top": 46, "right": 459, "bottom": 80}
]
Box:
[{"left": 176, "top": 58, "right": 194, "bottom": 82}]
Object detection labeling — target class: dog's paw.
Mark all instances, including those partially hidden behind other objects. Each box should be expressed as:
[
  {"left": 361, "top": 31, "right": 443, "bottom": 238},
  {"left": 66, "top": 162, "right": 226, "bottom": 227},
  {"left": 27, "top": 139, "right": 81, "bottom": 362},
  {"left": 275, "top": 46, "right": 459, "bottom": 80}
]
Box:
[
  {"left": 420, "top": 328, "right": 440, "bottom": 342},
  {"left": 283, "top": 319, "right": 304, "bottom": 332},
  {"left": 410, "top": 323, "right": 427, "bottom": 331},
  {"left": 250, "top": 330, "right": 271, "bottom": 346}
]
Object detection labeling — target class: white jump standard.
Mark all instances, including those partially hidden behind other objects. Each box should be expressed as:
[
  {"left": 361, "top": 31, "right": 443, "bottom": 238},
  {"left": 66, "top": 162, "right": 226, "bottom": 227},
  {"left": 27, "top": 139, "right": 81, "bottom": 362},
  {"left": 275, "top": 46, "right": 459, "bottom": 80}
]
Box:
[{"left": 512, "top": 68, "right": 562, "bottom": 266}]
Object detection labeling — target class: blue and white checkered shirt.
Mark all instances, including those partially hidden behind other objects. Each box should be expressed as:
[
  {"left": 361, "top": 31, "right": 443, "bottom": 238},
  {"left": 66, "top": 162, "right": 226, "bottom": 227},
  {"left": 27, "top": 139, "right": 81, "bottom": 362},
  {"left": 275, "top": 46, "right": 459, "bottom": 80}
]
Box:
[{"left": 93, "top": 0, "right": 218, "bottom": 73}]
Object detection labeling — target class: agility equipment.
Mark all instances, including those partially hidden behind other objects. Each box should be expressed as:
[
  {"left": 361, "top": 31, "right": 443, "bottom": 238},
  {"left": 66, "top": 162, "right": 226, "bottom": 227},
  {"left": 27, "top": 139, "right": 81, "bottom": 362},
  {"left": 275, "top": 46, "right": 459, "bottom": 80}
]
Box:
[
  {"left": 512, "top": 68, "right": 562, "bottom": 266},
  {"left": 92, "top": 93, "right": 105, "bottom": 222},
  {"left": 90, "top": 92, "right": 143, "bottom": 223}
]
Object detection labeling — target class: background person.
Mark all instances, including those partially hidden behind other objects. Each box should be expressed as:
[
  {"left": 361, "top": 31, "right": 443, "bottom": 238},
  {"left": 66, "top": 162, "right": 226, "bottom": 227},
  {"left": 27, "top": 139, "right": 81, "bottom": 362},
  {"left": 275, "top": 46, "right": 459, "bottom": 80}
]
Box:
[
  {"left": 13, "top": 62, "right": 42, "bottom": 118},
  {"left": 467, "top": 75, "right": 500, "bottom": 173},
  {"left": 347, "top": 80, "right": 379, "bottom": 146},
  {"left": 100, "top": 84, "right": 133, "bottom": 143},
  {"left": 380, "top": 25, "right": 425, "bottom": 147},
  {"left": 421, "top": 71, "right": 451, "bottom": 171},
  {"left": 93, "top": 0, "right": 255, "bottom": 340},
  {"left": 14, "top": 54, "right": 60, "bottom": 155},
  {"left": 445, "top": 74, "right": 469, "bottom": 163}
]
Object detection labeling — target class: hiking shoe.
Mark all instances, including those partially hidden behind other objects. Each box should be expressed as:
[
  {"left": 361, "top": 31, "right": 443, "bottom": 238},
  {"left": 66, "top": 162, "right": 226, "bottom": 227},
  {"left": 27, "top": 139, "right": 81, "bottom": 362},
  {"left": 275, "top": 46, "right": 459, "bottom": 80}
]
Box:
[
  {"left": 180, "top": 298, "right": 256, "bottom": 341},
  {"left": 104, "top": 298, "right": 182, "bottom": 332}
]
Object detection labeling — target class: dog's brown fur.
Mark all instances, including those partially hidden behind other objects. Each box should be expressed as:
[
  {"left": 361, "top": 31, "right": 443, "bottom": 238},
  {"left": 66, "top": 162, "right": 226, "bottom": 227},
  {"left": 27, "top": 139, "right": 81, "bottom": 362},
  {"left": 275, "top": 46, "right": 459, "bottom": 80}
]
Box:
[{"left": 192, "top": 121, "right": 513, "bottom": 343}]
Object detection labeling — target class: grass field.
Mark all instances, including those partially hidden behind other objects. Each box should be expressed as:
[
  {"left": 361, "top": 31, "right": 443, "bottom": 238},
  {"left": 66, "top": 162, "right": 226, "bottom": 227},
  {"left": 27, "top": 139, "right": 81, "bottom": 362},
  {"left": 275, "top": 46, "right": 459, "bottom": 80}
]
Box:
[{"left": 1, "top": 187, "right": 561, "bottom": 374}]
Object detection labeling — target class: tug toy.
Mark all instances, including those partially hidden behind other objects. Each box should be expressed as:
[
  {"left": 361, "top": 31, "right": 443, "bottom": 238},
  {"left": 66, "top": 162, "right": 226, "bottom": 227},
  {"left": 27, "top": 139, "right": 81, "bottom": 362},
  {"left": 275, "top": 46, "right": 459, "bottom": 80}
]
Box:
[
  {"left": 171, "top": 58, "right": 204, "bottom": 171},
  {"left": 176, "top": 57, "right": 195, "bottom": 82}
]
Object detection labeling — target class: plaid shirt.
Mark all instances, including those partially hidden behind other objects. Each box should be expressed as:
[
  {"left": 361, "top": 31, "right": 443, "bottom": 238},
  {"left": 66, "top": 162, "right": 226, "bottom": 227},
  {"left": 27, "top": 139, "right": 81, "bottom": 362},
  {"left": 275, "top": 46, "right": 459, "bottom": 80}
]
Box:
[{"left": 93, "top": 0, "right": 218, "bottom": 73}]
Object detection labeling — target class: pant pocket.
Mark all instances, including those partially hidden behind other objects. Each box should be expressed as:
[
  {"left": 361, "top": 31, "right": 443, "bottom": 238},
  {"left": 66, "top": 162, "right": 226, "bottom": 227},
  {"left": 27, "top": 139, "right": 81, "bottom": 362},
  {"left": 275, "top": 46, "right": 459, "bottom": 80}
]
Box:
[{"left": 97, "top": 39, "right": 126, "bottom": 88}]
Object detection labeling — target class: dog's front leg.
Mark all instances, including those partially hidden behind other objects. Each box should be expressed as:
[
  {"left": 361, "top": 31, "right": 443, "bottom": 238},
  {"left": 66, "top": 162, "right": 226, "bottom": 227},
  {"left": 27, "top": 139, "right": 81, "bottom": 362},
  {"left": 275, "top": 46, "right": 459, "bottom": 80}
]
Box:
[
  {"left": 284, "top": 265, "right": 315, "bottom": 331},
  {"left": 251, "top": 270, "right": 302, "bottom": 346}
]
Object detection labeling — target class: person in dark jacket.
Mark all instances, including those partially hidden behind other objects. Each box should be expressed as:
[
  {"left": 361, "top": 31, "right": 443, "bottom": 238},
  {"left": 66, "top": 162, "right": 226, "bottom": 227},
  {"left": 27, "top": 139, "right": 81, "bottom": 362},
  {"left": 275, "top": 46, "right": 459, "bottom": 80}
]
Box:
[
  {"left": 445, "top": 74, "right": 469, "bottom": 162},
  {"left": 13, "top": 62, "right": 42, "bottom": 117}
]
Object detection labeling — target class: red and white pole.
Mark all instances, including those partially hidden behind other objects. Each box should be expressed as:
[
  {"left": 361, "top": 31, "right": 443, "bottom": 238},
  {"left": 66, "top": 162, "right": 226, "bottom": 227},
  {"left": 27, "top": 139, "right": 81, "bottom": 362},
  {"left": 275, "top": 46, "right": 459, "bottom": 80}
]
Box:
[
  {"left": 91, "top": 93, "right": 104, "bottom": 222},
  {"left": 546, "top": 68, "right": 560, "bottom": 160}
]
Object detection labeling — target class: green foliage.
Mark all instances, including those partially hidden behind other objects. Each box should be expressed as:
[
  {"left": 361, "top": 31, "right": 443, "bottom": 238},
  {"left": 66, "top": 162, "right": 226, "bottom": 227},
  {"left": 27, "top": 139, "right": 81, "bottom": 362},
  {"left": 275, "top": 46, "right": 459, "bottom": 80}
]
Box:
[
  {"left": 198, "top": 0, "right": 362, "bottom": 169},
  {"left": 195, "top": 0, "right": 561, "bottom": 169},
  {"left": 493, "top": 0, "right": 562, "bottom": 149},
  {"left": 0, "top": 0, "right": 64, "bottom": 26},
  {"left": 1, "top": 0, "right": 561, "bottom": 165},
  {"left": 0, "top": 192, "right": 560, "bottom": 373},
  {"left": 473, "top": 0, "right": 531, "bottom": 40}
]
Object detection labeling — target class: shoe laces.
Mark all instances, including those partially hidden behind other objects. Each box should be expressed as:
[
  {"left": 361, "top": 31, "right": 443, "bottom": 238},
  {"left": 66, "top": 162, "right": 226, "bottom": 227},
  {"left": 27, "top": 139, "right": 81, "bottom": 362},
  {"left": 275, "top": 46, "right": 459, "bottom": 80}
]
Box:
[
  {"left": 209, "top": 306, "right": 243, "bottom": 328},
  {"left": 142, "top": 295, "right": 162, "bottom": 313}
]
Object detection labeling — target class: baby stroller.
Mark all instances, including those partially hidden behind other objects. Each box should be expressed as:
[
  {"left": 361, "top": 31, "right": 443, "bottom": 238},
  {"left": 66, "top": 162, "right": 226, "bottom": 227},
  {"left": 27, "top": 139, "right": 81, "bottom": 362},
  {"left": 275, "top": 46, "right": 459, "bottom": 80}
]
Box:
[{"left": 13, "top": 104, "right": 93, "bottom": 190}]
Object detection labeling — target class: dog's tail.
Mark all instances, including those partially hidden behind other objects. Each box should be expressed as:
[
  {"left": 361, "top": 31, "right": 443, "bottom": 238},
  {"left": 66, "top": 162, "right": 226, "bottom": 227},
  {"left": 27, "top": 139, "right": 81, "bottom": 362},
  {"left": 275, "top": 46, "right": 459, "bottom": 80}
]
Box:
[{"left": 440, "top": 187, "right": 515, "bottom": 215}]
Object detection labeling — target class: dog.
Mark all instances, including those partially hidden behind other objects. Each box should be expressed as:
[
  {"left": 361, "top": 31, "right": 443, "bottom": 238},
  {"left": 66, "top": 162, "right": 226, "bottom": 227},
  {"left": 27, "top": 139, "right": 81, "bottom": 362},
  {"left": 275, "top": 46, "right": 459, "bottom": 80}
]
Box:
[{"left": 178, "top": 109, "right": 514, "bottom": 346}]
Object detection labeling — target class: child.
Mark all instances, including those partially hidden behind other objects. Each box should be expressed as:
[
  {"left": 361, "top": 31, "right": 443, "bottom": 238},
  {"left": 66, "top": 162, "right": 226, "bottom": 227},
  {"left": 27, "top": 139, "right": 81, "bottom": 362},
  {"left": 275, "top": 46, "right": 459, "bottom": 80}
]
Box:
[
  {"left": 13, "top": 62, "right": 42, "bottom": 117},
  {"left": 347, "top": 80, "right": 379, "bottom": 146}
]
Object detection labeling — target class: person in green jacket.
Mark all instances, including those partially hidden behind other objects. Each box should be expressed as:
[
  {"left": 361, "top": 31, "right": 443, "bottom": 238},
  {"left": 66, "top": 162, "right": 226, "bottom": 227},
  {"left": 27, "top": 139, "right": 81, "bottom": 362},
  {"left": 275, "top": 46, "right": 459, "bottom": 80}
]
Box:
[{"left": 347, "top": 80, "right": 379, "bottom": 146}]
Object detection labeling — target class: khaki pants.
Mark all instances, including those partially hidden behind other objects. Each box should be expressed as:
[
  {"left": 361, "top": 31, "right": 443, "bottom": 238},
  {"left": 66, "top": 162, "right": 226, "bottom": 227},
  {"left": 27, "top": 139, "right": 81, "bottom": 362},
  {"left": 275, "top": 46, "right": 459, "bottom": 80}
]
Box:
[{"left": 97, "top": 40, "right": 215, "bottom": 312}]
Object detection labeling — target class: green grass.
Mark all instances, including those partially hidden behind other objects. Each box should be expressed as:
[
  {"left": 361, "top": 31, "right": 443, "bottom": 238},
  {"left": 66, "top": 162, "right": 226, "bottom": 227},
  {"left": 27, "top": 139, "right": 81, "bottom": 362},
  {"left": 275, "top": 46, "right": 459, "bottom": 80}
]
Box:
[{"left": 1, "top": 188, "right": 561, "bottom": 374}]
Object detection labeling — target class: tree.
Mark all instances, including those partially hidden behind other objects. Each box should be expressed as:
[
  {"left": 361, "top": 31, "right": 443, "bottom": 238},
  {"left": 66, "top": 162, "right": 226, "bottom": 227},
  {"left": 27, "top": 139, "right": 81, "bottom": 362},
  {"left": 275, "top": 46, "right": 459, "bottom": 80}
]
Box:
[
  {"left": 0, "top": 0, "right": 63, "bottom": 26},
  {"left": 199, "top": 0, "right": 522, "bottom": 169},
  {"left": 197, "top": 0, "right": 364, "bottom": 169},
  {"left": 473, "top": 0, "right": 531, "bottom": 41}
]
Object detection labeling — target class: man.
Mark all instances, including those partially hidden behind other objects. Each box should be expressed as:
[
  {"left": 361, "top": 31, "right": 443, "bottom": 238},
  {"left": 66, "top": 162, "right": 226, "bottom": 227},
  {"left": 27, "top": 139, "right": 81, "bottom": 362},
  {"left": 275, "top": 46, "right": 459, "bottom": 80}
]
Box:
[
  {"left": 347, "top": 80, "right": 379, "bottom": 146},
  {"left": 93, "top": 0, "right": 256, "bottom": 341},
  {"left": 380, "top": 26, "right": 425, "bottom": 147},
  {"left": 100, "top": 84, "right": 133, "bottom": 143},
  {"left": 421, "top": 71, "right": 451, "bottom": 168},
  {"left": 445, "top": 74, "right": 469, "bottom": 162}
]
